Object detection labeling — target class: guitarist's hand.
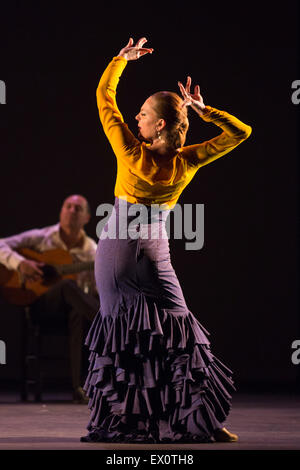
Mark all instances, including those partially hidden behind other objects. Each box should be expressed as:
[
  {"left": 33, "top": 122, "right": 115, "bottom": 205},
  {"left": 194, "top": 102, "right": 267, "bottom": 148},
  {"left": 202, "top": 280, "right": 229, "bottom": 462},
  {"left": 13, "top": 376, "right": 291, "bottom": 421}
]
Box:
[{"left": 18, "top": 259, "right": 45, "bottom": 282}]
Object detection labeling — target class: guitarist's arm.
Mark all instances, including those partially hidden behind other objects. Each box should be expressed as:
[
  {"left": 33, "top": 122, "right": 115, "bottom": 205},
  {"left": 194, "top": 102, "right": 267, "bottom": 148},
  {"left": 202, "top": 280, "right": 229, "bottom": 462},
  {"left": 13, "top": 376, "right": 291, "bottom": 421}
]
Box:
[{"left": 0, "top": 229, "right": 46, "bottom": 280}]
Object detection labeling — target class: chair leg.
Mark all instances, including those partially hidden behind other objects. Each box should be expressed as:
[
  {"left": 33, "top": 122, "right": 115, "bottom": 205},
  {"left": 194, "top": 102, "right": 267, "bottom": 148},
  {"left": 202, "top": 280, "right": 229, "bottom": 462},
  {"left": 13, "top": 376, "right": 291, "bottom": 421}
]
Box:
[
  {"left": 22, "top": 307, "right": 43, "bottom": 402},
  {"left": 20, "top": 308, "right": 28, "bottom": 402},
  {"left": 34, "top": 325, "right": 42, "bottom": 402}
]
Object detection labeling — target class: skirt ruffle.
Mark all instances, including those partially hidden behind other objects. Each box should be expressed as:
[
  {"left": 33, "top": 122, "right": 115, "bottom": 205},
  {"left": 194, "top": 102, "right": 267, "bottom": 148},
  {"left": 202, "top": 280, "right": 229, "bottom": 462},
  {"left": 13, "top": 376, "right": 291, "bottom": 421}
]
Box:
[{"left": 83, "top": 292, "right": 235, "bottom": 443}]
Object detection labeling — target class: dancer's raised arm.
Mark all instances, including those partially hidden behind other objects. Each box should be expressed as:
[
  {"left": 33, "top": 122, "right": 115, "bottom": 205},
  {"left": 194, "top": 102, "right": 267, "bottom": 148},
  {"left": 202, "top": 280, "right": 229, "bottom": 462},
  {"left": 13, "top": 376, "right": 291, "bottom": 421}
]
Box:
[
  {"left": 96, "top": 38, "right": 153, "bottom": 159},
  {"left": 178, "top": 76, "right": 252, "bottom": 167}
]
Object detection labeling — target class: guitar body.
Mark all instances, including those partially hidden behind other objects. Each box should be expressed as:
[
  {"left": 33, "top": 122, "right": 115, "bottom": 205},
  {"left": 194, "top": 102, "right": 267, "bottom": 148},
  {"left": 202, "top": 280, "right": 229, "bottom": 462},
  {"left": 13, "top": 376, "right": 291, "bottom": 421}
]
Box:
[{"left": 0, "top": 248, "right": 78, "bottom": 306}]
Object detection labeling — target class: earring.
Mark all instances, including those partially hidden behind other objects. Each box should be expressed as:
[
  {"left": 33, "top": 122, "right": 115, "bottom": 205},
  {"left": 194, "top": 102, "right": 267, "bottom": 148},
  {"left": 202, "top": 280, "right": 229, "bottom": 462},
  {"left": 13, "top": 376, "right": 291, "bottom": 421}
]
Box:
[{"left": 157, "top": 130, "right": 162, "bottom": 140}]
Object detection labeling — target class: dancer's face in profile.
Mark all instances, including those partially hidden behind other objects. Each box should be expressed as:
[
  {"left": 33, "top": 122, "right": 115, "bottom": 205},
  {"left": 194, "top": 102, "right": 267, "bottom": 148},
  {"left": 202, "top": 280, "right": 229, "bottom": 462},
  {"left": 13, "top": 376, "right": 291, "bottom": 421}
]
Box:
[{"left": 135, "top": 97, "right": 164, "bottom": 143}]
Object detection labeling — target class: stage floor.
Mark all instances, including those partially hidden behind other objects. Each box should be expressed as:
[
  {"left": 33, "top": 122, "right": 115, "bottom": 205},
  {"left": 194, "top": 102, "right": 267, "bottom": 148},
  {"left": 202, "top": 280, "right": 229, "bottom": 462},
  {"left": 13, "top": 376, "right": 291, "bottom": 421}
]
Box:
[{"left": 0, "top": 392, "right": 299, "bottom": 451}]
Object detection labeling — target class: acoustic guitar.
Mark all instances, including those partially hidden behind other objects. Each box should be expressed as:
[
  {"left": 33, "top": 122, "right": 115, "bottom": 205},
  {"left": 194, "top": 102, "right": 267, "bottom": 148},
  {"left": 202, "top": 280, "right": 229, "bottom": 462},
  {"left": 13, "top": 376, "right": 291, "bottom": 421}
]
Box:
[{"left": 0, "top": 248, "right": 94, "bottom": 306}]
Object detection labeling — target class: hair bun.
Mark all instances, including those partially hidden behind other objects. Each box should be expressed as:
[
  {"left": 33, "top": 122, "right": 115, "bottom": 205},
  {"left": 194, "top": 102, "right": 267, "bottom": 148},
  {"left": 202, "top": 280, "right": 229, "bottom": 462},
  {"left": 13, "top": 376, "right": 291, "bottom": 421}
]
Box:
[{"left": 151, "top": 91, "right": 189, "bottom": 149}]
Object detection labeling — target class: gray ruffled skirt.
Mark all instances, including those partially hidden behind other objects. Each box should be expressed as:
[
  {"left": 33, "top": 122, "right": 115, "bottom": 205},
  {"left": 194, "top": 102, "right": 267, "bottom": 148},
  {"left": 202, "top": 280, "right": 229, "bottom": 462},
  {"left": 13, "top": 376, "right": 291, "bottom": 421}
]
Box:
[{"left": 82, "top": 197, "right": 235, "bottom": 443}]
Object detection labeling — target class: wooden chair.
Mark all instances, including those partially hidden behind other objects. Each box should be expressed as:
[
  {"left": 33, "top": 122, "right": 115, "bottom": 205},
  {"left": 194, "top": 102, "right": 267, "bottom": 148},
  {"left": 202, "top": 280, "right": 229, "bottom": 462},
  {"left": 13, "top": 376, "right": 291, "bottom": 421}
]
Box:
[{"left": 21, "top": 306, "right": 69, "bottom": 402}]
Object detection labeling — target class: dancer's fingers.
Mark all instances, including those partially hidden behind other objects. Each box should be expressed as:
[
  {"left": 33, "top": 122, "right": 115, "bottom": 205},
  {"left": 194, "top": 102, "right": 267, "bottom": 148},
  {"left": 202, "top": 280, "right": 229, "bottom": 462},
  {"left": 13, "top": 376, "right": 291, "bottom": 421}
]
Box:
[
  {"left": 178, "top": 81, "right": 185, "bottom": 97},
  {"left": 194, "top": 84, "right": 201, "bottom": 97},
  {"left": 185, "top": 76, "right": 191, "bottom": 94},
  {"left": 178, "top": 81, "right": 189, "bottom": 99},
  {"left": 136, "top": 37, "right": 148, "bottom": 48},
  {"left": 138, "top": 48, "right": 153, "bottom": 55},
  {"left": 126, "top": 37, "right": 134, "bottom": 48}
]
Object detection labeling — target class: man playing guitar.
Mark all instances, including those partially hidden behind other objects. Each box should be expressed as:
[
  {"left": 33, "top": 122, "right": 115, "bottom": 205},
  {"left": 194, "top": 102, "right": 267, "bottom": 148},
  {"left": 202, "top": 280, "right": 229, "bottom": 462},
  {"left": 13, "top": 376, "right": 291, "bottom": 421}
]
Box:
[{"left": 0, "top": 194, "right": 99, "bottom": 403}]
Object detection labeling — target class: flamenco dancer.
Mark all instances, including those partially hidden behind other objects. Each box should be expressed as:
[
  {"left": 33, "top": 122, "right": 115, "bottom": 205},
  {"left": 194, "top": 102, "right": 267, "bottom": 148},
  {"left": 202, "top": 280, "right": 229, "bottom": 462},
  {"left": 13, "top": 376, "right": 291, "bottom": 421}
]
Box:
[{"left": 81, "top": 37, "right": 252, "bottom": 443}]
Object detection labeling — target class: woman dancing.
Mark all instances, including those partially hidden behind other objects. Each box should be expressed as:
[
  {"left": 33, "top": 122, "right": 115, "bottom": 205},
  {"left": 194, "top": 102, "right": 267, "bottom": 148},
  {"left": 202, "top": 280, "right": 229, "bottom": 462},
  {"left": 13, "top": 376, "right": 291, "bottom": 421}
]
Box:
[{"left": 81, "top": 37, "right": 252, "bottom": 443}]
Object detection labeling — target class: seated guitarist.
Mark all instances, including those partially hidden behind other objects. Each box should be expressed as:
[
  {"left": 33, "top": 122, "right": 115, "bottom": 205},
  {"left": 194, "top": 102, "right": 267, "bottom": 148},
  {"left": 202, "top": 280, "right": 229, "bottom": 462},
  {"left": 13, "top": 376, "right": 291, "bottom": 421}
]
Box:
[{"left": 0, "top": 194, "right": 99, "bottom": 403}]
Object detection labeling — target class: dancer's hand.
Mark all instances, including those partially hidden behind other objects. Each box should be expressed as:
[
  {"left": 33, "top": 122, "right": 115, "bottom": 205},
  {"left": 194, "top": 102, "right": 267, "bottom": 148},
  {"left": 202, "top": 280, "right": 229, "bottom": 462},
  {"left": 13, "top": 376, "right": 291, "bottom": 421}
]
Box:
[
  {"left": 178, "top": 76, "right": 206, "bottom": 115},
  {"left": 118, "top": 37, "right": 154, "bottom": 61}
]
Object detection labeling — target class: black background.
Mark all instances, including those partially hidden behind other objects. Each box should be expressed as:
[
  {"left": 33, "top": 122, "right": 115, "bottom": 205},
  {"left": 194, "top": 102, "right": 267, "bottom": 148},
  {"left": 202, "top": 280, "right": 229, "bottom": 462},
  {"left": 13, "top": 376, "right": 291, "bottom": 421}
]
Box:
[{"left": 0, "top": 1, "right": 299, "bottom": 389}]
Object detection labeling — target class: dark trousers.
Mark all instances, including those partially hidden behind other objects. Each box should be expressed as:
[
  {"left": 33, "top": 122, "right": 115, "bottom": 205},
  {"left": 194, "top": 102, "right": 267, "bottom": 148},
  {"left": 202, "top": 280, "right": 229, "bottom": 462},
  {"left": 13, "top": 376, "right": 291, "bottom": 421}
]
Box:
[{"left": 31, "top": 279, "right": 99, "bottom": 390}]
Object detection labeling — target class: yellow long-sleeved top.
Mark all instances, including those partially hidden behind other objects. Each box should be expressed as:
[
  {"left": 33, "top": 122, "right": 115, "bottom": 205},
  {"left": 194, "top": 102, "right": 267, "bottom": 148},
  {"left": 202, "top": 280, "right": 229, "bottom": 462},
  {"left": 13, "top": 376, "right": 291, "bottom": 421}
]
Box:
[{"left": 97, "top": 56, "right": 252, "bottom": 209}]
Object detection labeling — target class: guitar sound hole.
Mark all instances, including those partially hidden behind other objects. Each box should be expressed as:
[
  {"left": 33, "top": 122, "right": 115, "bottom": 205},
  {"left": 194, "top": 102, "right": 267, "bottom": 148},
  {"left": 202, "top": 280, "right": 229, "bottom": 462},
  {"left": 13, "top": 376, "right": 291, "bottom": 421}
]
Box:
[{"left": 41, "top": 265, "right": 59, "bottom": 282}]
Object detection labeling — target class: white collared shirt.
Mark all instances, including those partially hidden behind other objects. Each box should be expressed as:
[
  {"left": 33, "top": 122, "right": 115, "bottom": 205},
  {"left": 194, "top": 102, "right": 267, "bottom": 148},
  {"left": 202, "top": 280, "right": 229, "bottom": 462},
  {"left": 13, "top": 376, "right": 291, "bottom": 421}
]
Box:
[{"left": 0, "top": 223, "right": 97, "bottom": 291}]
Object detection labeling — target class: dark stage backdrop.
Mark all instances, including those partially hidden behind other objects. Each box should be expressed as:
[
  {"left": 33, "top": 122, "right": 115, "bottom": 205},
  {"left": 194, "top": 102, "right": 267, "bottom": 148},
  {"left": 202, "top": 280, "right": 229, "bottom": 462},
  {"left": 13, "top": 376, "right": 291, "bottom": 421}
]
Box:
[{"left": 0, "top": 2, "right": 299, "bottom": 390}]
